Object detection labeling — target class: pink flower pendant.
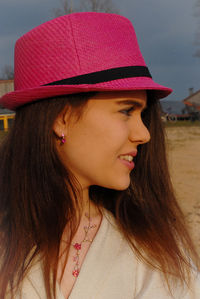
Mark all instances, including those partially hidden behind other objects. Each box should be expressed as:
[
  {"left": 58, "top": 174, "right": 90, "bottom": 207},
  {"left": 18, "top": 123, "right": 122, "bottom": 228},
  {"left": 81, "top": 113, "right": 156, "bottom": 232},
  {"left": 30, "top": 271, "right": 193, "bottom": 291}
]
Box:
[
  {"left": 73, "top": 243, "right": 81, "bottom": 250},
  {"left": 72, "top": 269, "right": 80, "bottom": 277}
]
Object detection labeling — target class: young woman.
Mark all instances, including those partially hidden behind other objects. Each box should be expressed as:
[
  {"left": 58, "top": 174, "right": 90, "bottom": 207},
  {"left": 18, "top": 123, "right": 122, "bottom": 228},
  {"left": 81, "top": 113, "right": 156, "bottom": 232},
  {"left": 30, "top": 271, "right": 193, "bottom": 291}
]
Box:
[{"left": 0, "top": 12, "right": 199, "bottom": 299}]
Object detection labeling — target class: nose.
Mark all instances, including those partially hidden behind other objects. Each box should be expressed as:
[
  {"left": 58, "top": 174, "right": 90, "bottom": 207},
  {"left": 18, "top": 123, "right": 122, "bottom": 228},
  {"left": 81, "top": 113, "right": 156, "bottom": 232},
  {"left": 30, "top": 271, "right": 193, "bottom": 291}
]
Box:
[{"left": 129, "top": 116, "right": 151, "bottom": 145}]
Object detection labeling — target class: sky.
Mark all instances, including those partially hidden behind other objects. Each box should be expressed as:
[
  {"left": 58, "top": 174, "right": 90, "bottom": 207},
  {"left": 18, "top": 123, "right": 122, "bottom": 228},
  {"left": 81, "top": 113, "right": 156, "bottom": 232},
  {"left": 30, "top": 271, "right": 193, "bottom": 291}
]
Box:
[{"left": 0, "top": 0, "right": 200, "bottom": 102}]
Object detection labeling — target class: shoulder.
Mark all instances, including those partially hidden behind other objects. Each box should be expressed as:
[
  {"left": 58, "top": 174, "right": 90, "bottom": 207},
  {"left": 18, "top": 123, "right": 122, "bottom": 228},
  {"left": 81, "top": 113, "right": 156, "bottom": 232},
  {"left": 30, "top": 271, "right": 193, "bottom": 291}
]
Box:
[
  {"left": 5, "top": 254, "right": 64, "bottom": 299},
  {"left": 101, "top": 209, "right": 200, "bottom": 299}
]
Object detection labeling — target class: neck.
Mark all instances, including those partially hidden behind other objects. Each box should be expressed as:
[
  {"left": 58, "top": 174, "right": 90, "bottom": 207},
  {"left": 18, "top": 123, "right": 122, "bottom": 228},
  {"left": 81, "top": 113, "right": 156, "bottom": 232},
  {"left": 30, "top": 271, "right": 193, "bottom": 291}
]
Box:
[
  {"left": 81, "top": 187, "right": 101, "bottom": 219},
  {"left": 60, "top": 186, "right": 102, "bottom": 245}
]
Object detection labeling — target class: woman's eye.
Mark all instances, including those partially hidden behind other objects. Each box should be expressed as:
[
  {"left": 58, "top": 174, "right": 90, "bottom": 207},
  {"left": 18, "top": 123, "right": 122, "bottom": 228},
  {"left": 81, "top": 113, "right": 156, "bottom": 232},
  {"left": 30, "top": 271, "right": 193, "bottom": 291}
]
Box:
[{"left": 120, "top": 107, "right": 135, "bottom": 116}]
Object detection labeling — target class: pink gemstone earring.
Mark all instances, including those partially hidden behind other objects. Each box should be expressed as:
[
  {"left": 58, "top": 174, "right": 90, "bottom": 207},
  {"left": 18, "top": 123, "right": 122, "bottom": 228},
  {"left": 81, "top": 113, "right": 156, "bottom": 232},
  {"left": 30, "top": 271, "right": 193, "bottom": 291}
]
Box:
[{"left": 61, "top": 133, "right": 66, "bottom": 144}]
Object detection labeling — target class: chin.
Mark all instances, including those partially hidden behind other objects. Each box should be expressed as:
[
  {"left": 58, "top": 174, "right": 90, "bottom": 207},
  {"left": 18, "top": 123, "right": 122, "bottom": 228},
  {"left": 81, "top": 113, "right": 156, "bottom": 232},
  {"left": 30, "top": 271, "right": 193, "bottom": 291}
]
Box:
[
  {"left": 113, "top": 184, "right": 130, "bottom": 191},
  {"left": 105, "top": 177, "right": 131, "bottom": 191}
]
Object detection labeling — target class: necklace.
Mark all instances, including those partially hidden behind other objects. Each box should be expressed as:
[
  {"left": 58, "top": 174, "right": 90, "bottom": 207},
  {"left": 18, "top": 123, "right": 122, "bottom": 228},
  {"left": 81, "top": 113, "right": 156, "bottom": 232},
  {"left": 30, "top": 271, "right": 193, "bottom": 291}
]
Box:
[{"left": 71, "top": 202, "right": 97, "bottom": 278}]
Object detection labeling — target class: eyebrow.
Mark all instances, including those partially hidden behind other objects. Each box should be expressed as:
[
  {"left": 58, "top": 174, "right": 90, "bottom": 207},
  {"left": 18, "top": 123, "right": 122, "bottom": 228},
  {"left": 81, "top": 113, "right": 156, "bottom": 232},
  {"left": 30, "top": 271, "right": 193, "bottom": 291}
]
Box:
[{"left": 115, "top": 99, "right": 147, "bottom": 110}]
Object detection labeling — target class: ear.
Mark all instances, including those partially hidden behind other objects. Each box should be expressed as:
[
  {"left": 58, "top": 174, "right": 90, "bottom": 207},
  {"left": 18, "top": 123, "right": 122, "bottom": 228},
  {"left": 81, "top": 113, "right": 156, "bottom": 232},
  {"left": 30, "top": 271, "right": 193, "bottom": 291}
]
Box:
[{"left": 53, "top": 108, "right": 69, "bottom": 139}]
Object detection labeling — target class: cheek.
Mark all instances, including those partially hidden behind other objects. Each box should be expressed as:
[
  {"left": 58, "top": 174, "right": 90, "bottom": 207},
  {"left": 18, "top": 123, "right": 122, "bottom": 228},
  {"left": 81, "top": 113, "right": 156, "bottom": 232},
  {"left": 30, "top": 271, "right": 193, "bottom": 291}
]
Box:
[
  {"left": 80, "top": 113, "right": 126, "bottom": 148},
  {"left": 58, "top": 113, "right": 130, "bottom": 187},
  {"left": 88, "top": 118, "right": 128, "bottom": 157}
]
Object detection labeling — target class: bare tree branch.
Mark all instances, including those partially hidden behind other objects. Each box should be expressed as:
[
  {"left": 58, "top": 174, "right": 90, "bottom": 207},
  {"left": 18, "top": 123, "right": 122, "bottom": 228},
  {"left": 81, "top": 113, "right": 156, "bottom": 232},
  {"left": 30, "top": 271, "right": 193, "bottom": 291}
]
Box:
[
  {"left": 0, "top": 65, "right": 14, "bottom": 80},
  {"left": 52, "top": 0, "right": 76, "bottom": 17},
  {"left": 79, "top": 0, "right": 120, "bottom": 13},
  {"left": 52, "top": 0, "right": 119, "bottom": 17}
]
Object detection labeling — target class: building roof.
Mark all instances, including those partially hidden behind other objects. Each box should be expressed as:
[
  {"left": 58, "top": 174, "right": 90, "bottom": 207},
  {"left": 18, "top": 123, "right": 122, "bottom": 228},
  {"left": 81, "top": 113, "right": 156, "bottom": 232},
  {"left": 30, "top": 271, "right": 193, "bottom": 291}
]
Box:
[
  {"left": 0, "top": 79, "right": 14, "bottom": 83},
  {"left": 182, "top": 89, "right": 200, "bottom": 110},
  {"left": 0, "top": 108, "right": 15, "bottom": 115}
]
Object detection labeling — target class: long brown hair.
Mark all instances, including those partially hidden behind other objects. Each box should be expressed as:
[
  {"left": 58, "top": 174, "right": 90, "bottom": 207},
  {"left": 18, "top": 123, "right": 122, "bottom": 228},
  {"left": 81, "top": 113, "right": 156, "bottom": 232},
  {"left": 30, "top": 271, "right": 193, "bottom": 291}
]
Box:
[{"left": 0, "top": 92, "right": 199, "bottom": 298}]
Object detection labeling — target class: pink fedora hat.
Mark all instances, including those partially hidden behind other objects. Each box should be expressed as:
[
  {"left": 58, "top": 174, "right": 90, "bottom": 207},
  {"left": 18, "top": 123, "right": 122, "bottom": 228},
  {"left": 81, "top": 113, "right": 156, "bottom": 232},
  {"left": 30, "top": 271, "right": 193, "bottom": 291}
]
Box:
[{"left": 0, "top": 12, "right": 172, "bottom": 110}]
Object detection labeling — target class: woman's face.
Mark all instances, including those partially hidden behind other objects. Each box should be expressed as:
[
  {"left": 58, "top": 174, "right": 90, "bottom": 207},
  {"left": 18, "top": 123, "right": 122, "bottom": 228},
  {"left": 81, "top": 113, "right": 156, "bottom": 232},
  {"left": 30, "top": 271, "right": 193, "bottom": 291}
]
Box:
[{"left": 55, "top": 90, "right": 150, "bottom": 190}]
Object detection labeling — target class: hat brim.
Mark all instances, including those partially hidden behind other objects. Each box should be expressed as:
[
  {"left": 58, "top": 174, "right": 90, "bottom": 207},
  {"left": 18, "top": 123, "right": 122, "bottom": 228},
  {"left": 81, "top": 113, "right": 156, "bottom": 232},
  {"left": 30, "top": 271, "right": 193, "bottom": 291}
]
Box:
[{"left": 0, "top": 77, "right": 172, "bottom": 110}]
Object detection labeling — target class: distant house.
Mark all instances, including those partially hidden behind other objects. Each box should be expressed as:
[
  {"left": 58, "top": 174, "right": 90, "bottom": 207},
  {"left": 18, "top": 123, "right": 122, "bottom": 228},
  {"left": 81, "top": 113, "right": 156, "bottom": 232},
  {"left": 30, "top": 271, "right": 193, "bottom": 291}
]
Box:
[
  {"left": 0, "top": 79, "right": 14, "bottom": 99},
  {"left": 182, "top": 88, "right": 200, "bottom": 115},
  {"left": 0, "top": 80, "right": 15, "bottom": 130},
  {"left": 160, "top": 100, "right": 185, "bottom": 115}
]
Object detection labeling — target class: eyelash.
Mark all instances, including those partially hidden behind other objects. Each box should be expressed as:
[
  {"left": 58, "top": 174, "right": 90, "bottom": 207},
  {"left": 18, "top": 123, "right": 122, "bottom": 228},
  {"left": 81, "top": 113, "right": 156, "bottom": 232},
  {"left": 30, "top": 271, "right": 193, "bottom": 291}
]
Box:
[
  {"left": 120, "top": 107, "right": 135, "bottom": 116},
  {"left": 120, "top": 107, "right": 146, "bottom": 120}
]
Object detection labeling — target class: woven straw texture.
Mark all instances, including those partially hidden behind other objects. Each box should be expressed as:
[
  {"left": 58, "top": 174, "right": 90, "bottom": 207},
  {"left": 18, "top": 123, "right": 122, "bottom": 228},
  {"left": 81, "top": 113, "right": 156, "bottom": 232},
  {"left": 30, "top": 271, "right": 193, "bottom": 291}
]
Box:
[{"left": 0, "top": 12, "right": 172, "bottom": 110}]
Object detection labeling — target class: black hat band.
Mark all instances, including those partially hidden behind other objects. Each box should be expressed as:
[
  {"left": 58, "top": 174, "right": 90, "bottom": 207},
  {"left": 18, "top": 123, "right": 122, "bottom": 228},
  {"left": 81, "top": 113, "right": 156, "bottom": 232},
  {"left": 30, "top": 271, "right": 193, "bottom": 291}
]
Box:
[{"left": 44, "top": 66, "right": 152, "bottom": 86}]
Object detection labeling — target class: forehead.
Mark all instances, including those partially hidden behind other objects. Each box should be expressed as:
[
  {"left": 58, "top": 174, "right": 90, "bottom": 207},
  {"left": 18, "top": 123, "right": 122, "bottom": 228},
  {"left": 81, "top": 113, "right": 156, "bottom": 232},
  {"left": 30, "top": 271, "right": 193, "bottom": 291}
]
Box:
[{"left": 89, "top": 90, "right": 147, "bottom": 106}]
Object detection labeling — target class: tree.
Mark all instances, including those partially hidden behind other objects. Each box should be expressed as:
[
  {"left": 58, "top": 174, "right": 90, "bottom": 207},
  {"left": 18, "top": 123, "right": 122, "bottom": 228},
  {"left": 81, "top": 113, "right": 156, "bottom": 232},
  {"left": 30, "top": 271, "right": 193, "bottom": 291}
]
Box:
[
  {"left": 0, "top": 65, "right": 14, "bottom": 80},
  {"left": 52, "top": 0, "right": 119, "bottom": 17},
  {"left": 53, "top": 0, "right": 75, "bottom": 16},
  {"left": 79, "top": 0, "right": 119, "bottom": 13}
]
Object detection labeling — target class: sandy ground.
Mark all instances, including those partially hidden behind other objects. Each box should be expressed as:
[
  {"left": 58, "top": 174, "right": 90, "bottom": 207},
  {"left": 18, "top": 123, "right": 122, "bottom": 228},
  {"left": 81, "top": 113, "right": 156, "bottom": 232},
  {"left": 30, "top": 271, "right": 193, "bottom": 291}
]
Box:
[{"left": 165, "top": 126, "right": 200, "bottom": 256}]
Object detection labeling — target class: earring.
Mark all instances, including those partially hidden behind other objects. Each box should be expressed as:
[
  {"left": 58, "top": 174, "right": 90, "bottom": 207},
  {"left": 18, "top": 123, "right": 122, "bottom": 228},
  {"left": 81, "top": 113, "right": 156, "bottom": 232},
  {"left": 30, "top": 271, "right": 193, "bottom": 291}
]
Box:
[{"left": 61, "top": 133, "right": 66, "bottom": 144}]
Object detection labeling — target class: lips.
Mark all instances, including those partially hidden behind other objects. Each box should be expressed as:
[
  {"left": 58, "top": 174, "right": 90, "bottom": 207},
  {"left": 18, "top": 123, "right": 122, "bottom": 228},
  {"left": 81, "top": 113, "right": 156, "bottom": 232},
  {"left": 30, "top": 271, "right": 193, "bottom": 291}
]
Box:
[
  {"left": 118, "top": 150, "right": 137, "bottom": 171},
  {"left": 118, "top": 157, "right": 135, "bottom": 170},
  {"left": 119, "top": 150, "right": 137, "bottom": 157}
]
